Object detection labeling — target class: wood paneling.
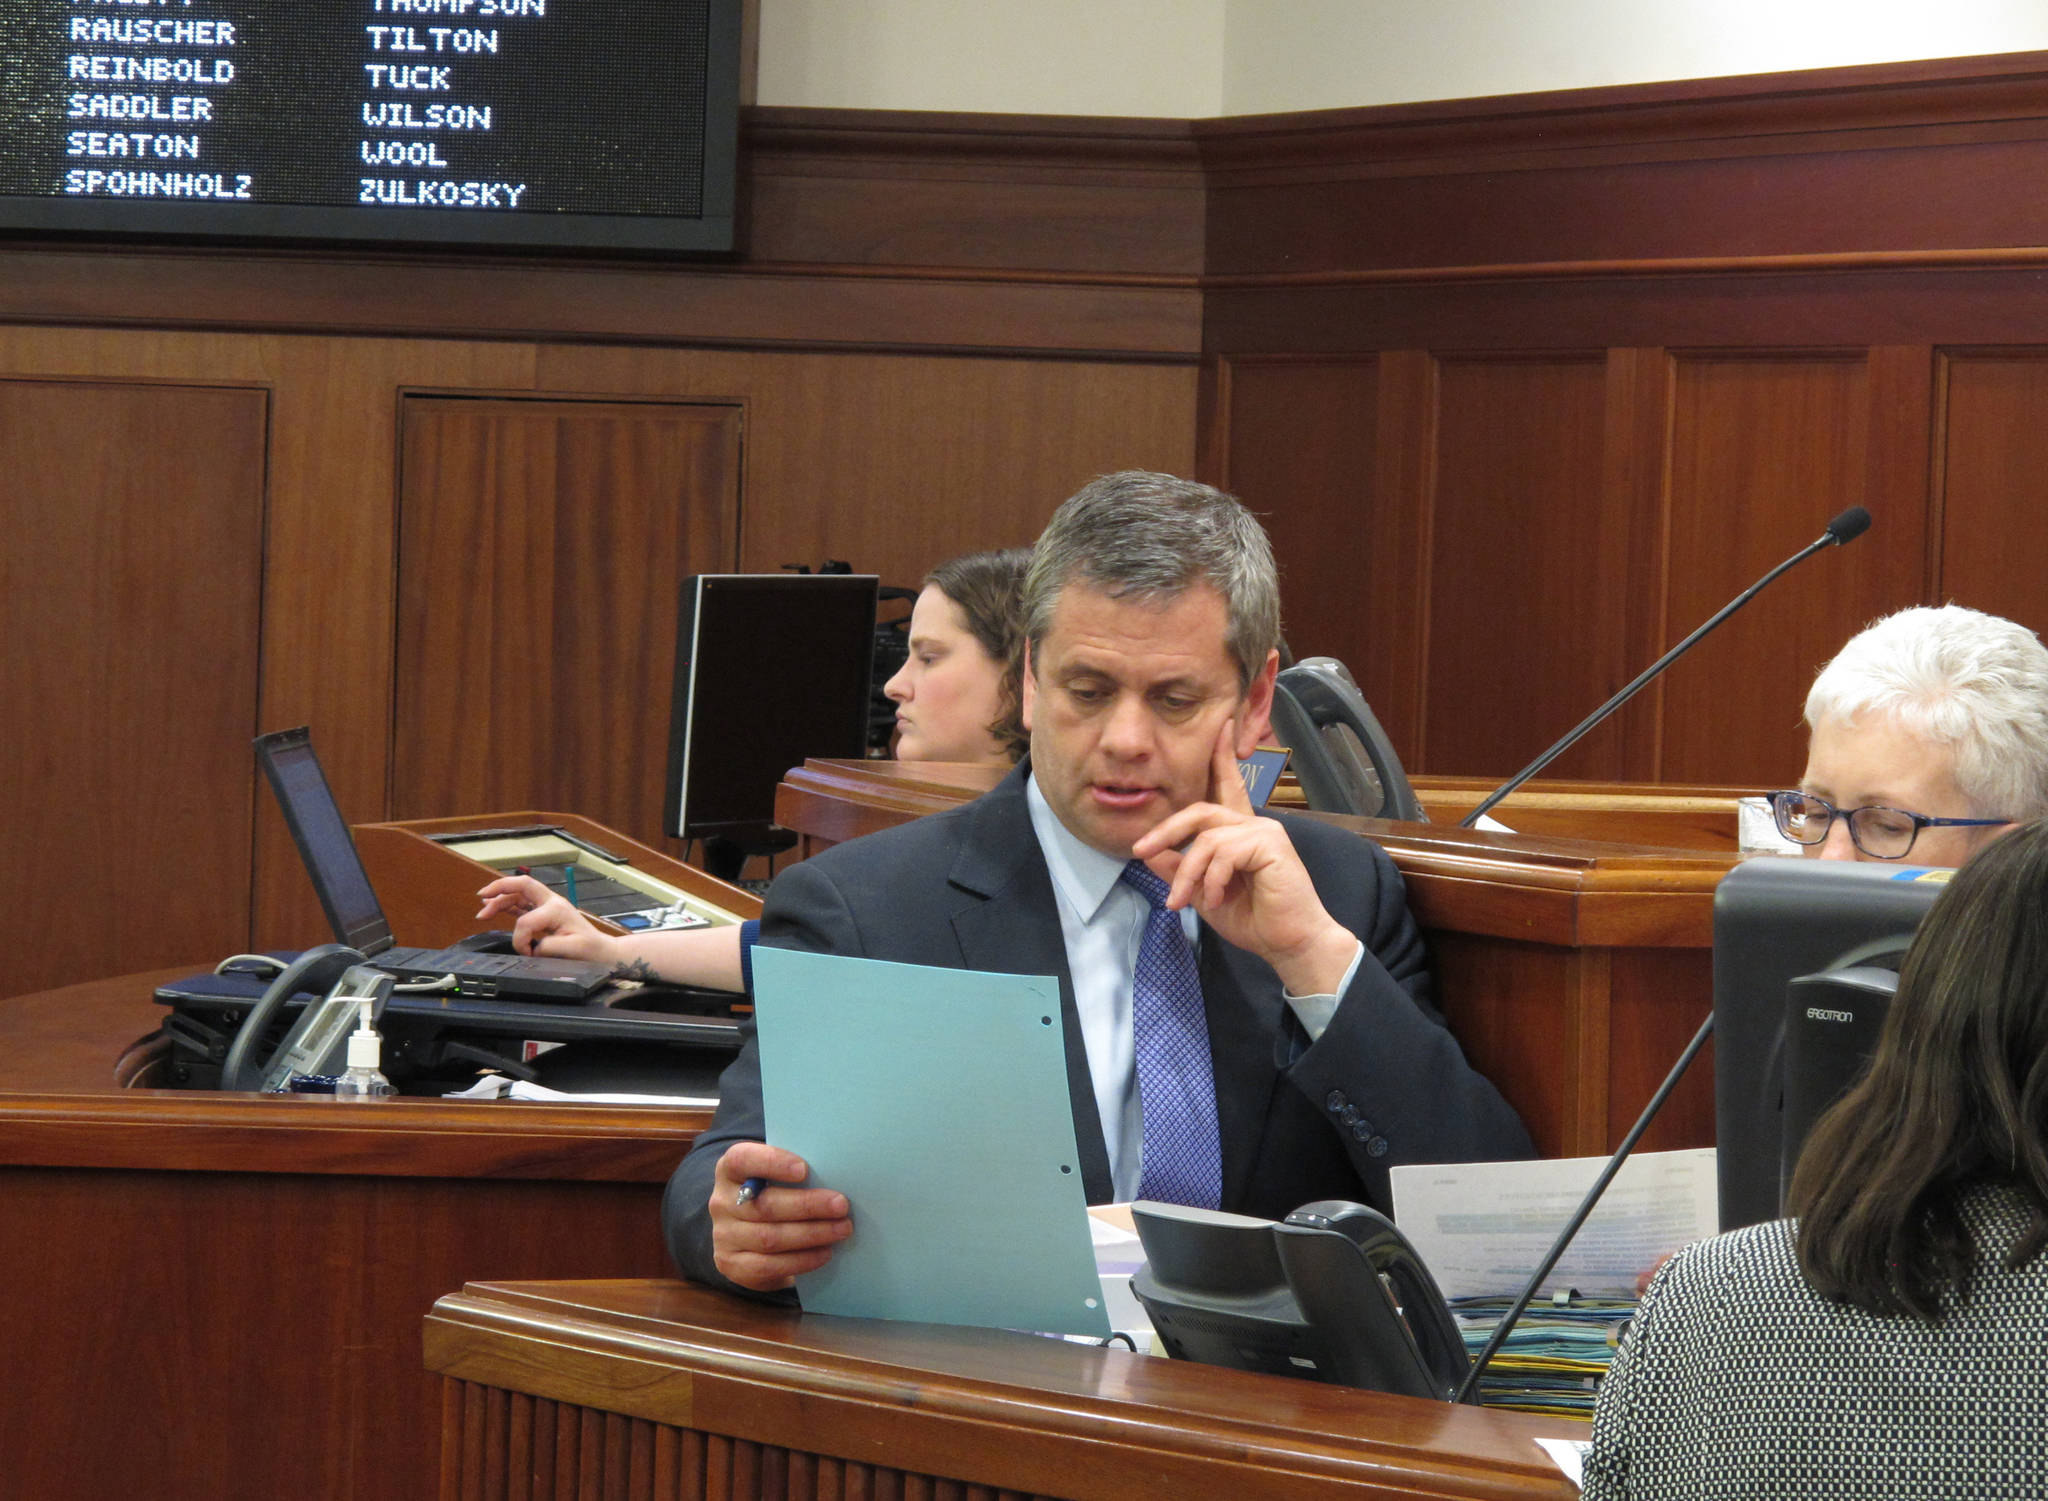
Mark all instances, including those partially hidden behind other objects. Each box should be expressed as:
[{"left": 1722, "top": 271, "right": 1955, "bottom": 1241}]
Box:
[
  {"left": 1217, "top": 342, "right": 1949, "bottom": 788},
  {"left": 393, "top": 398, "right": 742, "bottom": 857},
  {"left": 1, "top": 1161, "right": 675, "bottom": 1501},
  {"left": 1608, "top": 951, "right": 1716, "bottom": 1154},
  {"left": 1604, "top": 348, "right": 1679, "bottom": 780},
  {"left": 1364, "top": 351, "right": 1440, "bottom": 763},
  {"left": 5, "top": 60, "right": 2048, "bottom": 870},
  {"left": 1657, "top": 354, "right": 1923, "bottom": 787},
  {"left": 0, "top": 327, "right": 1194, "bottom": 977},
  {"left": 1200, "top": 52, "right": 2048, "bottom": 281},
  {"left": 254, "top": 338, "right": 541, "bottom": 947},
  {"left": 743, "top": 107, "right": 1206, "bottom": 275},
  {"left": 1202, "top": 265, "right": 2048, "bottom": 359},
  {"left": 0, "top": 964, "right": 704, "bottom": 1501},
  {"left": 1937, "top": 353, "right": 2048, "bottom": 638},
  {"left": 532, "top": 345, "right": 1200, "bottom": 588},
  {"left": 1422, "top": 357, "right": 1616, "bottom": 778},
  {"left": 0, "top": 378, "right": 264, "bottom": 997},
  {"left": 1213, "top": 356, "right": 1378, "bottom": 672},
  {"left": 0, "top": 241, "right": 1205, "bottom": 358}
]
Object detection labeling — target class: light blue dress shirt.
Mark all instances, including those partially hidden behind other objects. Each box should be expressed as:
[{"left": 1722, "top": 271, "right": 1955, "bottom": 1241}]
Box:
[{"left": 1023, "top": 773, "right": 1362, "bottom": 1200}]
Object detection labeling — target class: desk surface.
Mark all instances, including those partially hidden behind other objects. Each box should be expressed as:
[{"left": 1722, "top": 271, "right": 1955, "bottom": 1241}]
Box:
[
  {"left": 0, "top": 968, "right": 711, "bottom": 1180},
  {"left": 0, "top": 969, "right": 712, "bottom": 1501},
  {"left": 426, "top": 1277, "right": 1584, "bottom": 1501},
  {"left": 0, "top": 808, "right": 751, "bottom": 1501}
]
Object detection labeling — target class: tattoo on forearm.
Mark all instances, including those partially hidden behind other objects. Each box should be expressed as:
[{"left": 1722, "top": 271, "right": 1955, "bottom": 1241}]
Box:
[{"left": 611, "top": 956, "right": 661, "bottom": 982}]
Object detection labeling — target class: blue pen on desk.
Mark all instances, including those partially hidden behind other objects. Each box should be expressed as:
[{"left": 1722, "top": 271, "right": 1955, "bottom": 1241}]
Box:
[
  {"left": 735, "top": 1176, "right": 767, "bottom": 1208},
  {"left": 563, "top": 864, "right": 579, "bottom": 908}
]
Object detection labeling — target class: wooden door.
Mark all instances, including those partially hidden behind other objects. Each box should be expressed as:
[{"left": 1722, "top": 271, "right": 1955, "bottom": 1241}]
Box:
[
  {"left": 392, "top": 397, "right": 742, "bottom": 860},
  {"left": 0, "top": 378, "right": 266, "bottom": 998}
]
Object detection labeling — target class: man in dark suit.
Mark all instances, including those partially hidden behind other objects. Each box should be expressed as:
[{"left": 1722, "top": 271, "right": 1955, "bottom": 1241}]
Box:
[{"left": 665, "top": 471, "right": 1530, "bottom": 1294}]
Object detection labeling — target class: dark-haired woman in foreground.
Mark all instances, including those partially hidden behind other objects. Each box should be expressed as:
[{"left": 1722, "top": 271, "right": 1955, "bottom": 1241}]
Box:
[{"left": 1584, "top": 817, "right": 2048, "bottom": 1500}]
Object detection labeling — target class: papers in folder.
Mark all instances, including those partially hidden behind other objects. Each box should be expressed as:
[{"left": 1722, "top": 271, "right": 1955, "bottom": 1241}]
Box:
[
  {"left": 751, "top": 947, "right": 1112, "bottom": 1338},
  {"left": 1389, "top": 1147, "right": 1717, "bottom": 1301},
  {"left": 1393, "top": 1149, "right": 1716, "bottom": 1423}
]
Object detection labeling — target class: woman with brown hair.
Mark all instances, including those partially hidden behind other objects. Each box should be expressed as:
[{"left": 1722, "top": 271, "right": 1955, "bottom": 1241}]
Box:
[
  {"left": 1583, "top": 817, "right": 2048, "bottom": 1499},
  {"left": 885, "top": 547, "right": 1030, "bottom": 764}
]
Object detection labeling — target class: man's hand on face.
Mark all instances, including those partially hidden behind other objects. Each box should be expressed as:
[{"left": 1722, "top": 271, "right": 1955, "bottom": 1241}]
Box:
[
  {"left": 708, "top": 1141, "right": 852, "bottom": 1292},
  {"left": 1128, "top": 723, "right": 1360, "bottom": 997}
]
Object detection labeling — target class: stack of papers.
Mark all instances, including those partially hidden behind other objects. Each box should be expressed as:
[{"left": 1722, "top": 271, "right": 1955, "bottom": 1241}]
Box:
[
  {"left": 1390, "top": 1148, "right": 1718, "bottom": 1420},
  {"left": 442, "top": 1075, "right": 717, "bottom": 1107},
  {"left": 1447, "top": 1293, "right": 1634, "bottom": 1416}
]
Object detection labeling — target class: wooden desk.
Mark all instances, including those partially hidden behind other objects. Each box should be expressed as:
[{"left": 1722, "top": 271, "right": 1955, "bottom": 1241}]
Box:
[
  {"left": 776, "top": 761, "right": 1739, "bottom": 1158},
  {"left": 351, "top": 807, "right": 760, "bottom": 949},
  {"left": 1409, "top": 775, "right": 1749, "bottom": 851},
  {"left": 424, "top": 1278, "right": 1582, "bottom": 1501},
  {"left": 0, "top": 811, "right": 750, "bottom": 1501}
]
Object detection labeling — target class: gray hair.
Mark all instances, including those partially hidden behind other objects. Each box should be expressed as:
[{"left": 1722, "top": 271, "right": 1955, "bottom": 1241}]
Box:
[
  {"left": 1022, "top": 471, "right": 1281, "bottom": 688},
  {"left": 1805, "top": 605, "right": 2048, "bottom": 820}
]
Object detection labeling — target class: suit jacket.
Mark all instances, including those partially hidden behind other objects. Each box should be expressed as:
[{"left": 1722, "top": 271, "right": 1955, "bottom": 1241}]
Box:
[{"left": 662, "top": 761, "right": 1532, "bottom": 1291}]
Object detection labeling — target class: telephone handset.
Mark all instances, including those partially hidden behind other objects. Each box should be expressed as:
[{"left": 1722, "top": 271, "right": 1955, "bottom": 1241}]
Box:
[
  {"left": 1274, "top": 1200, "right": 1471, "bottom": 1403},
  {"left": 1270, "top": 657, "right": 1427, "bottom": 823},
  {"left": 218, "top": 943, "right": 387, "bottom": 1092}
]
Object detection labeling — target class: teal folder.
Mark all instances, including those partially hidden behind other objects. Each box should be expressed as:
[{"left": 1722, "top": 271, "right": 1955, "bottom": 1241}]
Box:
[{"left": 751, "top": 946, "right": 1111, "bottom": 1337}]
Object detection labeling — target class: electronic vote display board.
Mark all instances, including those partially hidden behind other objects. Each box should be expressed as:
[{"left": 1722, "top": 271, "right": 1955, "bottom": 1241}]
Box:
[{"left": 0, "top": 1, "right": 742, "bottom": 254}]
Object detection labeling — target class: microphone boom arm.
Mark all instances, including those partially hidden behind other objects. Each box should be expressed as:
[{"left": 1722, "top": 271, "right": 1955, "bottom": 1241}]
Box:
[
  {"left": 1452, "top": 1010, "right": 1716, "bottom": 1406},
  {"left": 1460, "top": 509, "right": 1870, "bottom": 829}
]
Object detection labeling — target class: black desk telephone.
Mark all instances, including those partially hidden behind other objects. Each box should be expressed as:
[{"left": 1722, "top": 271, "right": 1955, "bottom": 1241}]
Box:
[
  {"left": 217, "top": 944, "right": 385, "bottom": 1092},
  {"left": 1131, "top": 1198, "right": 1471, "bottom": 1402}
]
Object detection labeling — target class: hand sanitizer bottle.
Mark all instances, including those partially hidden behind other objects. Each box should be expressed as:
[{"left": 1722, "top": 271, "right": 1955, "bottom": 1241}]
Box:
[{"left": 335, "top": 998, "right": 396, "bottom": 1099}]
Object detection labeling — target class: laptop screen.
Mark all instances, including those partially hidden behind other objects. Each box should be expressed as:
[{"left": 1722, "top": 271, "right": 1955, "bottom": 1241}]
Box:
[{"left": 254, "top": 727, "right": 394, "bottom": 956}]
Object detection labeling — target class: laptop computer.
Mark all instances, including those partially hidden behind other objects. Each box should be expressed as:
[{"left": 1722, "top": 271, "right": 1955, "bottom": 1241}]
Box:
[{"left": 255, "top": 726, "right": 614, "bottom": 1002}]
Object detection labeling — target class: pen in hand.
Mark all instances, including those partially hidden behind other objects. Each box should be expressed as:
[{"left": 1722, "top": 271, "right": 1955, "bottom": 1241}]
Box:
[{"left": 734, "top": 1176, "right": 767, "bottom": 1208}]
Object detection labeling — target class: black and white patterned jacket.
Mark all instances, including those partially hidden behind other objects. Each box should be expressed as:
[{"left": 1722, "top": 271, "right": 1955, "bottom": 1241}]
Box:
[{"left": 1584, "top": 1183, "right": 2048, "bottom": 1500}]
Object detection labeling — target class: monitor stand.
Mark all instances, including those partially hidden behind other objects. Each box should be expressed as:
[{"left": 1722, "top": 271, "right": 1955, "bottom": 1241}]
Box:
[{"left": 701, "top": 829, "right": 798, "bottom": 885}]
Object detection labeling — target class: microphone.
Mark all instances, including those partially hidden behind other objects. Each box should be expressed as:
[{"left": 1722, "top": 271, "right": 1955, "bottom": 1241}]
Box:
[
  {"left": 1825, "top": 506, "right": 1872, "bottom": 545},
  {"left": 1460, "top": 507, "right": 1873, "bottom": 829}
]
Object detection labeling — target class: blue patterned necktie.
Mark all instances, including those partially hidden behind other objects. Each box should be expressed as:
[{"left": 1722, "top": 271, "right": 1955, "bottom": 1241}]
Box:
[{"left": 1119, "top": 860, "right": 1223, "bottom": 1209}]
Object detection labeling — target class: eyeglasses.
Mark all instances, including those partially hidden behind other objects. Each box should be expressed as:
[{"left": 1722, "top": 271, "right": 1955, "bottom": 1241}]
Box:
[{"left": 1766, "top": 789, "right": 2008, "bottom": 861}]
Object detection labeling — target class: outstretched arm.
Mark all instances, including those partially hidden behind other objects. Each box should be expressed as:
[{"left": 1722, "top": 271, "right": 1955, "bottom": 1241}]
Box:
[{"left": 476, "top": 874, "right": 748, "bottom": 991}]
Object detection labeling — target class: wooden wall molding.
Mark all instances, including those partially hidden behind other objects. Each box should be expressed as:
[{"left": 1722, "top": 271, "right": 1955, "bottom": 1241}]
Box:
[
  {"left": 0, "top": 244, "right": 1203, "bottom": 357},
  {"left": 1199, "top": 50, "right": 2048, "bottom": 309},
  {"left": 743, "top": 104, "right": 1202, "bottom": 175},
  {"left": 0, "top": 103, "right": 1208, "bottom": 357},
  {"left": 1196, "top": 50, "right": 2048, "bottom": 181},
  {"left": 1206, "top": 245, "right": 2048, "bottom": 290},
  {"left": 10, "top": 52, "right": 2048, "bottom": 356},
  {"left": 1202, "top": 268, "right": 2048, "bottom": 356}
]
